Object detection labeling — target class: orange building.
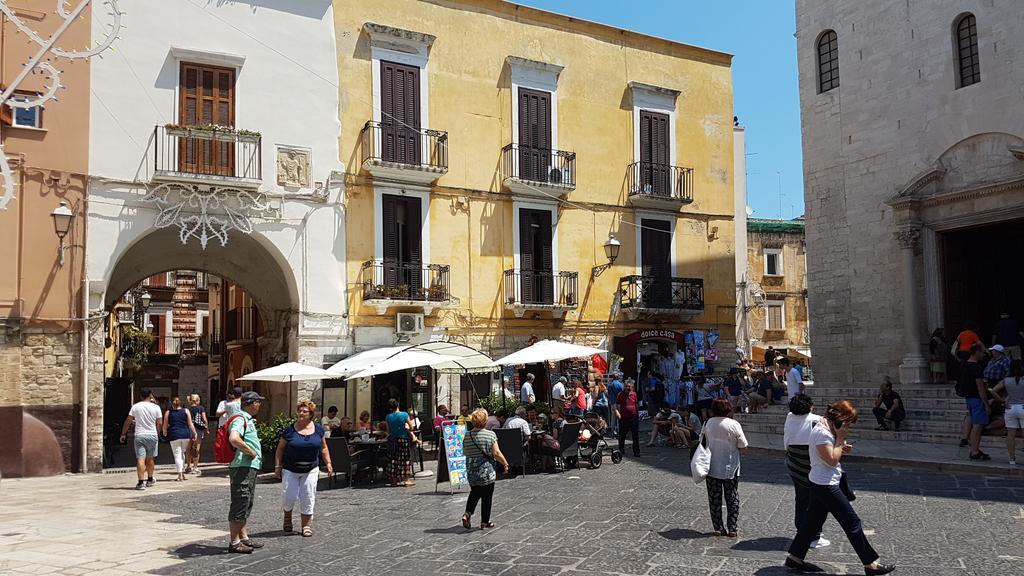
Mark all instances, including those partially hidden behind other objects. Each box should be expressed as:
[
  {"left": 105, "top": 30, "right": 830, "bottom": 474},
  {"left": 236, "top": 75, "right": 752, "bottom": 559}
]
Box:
[{"left": 0, "top": 1, "right": 94, "bottom": 475}]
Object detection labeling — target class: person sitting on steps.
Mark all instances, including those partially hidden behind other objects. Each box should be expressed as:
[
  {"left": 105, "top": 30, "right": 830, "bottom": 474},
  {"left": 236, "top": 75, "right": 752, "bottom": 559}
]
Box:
[{"left": 872, "top": 377, "right": 906, "bottom": 431}]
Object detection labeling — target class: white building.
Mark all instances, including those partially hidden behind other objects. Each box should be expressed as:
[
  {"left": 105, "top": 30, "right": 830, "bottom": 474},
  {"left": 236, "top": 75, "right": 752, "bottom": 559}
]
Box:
[
  {"left": 797, "top": 1, "right": 1024, "bottom": 386},
  {"left": 86, "top": 0, "right": 349, "bottom": 425}
]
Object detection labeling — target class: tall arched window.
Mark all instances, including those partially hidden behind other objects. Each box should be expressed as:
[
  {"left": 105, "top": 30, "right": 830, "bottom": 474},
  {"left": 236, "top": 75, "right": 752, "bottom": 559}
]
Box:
[
  {"left": 817, "top": 30, "right": 839, "bottom": 93},
  {"left": 955, "top": 14, "right": 980, "bottom": 88}
]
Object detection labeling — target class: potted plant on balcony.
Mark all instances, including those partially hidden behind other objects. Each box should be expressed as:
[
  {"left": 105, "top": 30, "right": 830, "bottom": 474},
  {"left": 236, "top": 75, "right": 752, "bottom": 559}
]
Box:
[
  {"left": 187, "top": 124, "right": 217, "bottom": 141},
  {"left": 427, "top": 284, "right": 447, "bottom": 302},
  {"left": 164, "top": 123, "right": 188, "bottom": 138},
  {"left": 211, "top": 125, "right": 238, "bottom": 142},
  {"left": 369, "top": 284, "right": 387, "bottom": 300},
  {"left": 385, "top": 284, "right": 410, "bottom": 299},
  {"left": 236, "top": 129, "right": 261, "bottom": 143}
]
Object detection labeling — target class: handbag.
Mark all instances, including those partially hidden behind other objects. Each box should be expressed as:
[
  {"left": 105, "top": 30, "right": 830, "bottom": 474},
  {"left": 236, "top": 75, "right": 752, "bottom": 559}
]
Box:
[
  {"left": 690, "top": 429, "right": 711, "bottom": 484},
  {"left": 466, "top": 431, "right": 498, "bottom": 484}
]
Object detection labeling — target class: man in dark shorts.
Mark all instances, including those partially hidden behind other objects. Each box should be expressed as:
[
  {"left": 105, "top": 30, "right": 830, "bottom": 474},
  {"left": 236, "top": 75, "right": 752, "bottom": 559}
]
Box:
[{"left": 227, "top": 391, "right": 266, "bottom": 553}]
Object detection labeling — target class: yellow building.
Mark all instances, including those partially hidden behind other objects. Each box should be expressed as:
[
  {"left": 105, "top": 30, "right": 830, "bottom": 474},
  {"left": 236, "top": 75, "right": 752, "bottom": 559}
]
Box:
[
  {"left": 745, "top": 218, "right": 810, "bottom": 363},
  {"left": 334, "top": 0, "right": 738, "bottom": 418}
]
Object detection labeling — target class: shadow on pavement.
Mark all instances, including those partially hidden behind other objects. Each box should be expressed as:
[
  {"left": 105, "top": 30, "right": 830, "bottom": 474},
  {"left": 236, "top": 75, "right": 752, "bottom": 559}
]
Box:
[
  {"left": 732, "top": 536, "right": 791, "bottom": 551},
  {"left": 657, "top": 528, "right": 715, "bottom": 540},
  {"left": 168, "top": 543, "right": 226, "bottom": 558},
  {"left": 423, "top": 526, "right": 469, "bottom": 534}
]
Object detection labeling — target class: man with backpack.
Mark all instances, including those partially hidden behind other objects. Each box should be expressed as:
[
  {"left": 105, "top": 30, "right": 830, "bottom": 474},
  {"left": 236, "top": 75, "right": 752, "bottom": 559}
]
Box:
[{"left": 226, "top": 391, "right": 265, "bottom": 554}]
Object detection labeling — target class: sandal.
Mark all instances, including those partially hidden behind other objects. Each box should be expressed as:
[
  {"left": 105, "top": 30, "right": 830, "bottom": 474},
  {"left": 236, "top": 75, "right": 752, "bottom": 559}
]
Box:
[
  {"left": 301, "top": 526, "right": 313, "bottom": 537},
  {"left": 461, "top": 514, "right": 471, "bottom": 530},
  {"left": 403, "top": 480, "right": 416, "bottom": 487},
  {"left": 283, "top": 513, "right": 293, "bottom": 533},
  {"left": 480, "top": 522, "right": 496, "bottom": 529}
]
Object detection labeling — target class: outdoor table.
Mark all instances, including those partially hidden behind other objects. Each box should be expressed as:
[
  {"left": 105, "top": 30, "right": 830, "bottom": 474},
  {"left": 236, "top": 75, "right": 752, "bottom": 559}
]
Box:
[{"left": 349, "top": 438, "right": 388, "bottom": 483}]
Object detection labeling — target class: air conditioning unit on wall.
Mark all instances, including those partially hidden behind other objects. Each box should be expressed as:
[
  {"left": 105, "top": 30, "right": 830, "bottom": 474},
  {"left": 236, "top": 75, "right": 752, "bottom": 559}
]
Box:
[{"left": 396, "top": 313, "right": 424, "bottom": 336}]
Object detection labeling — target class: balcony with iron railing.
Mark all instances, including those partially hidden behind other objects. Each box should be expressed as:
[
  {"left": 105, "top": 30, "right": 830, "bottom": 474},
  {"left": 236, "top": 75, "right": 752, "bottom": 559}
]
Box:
[
  {"left": 361, "top": 260, "right": 451, "bottom": 315},
  {"left": 152, "top": 125, "right": 262, "bottom": 188},
  {"left": 501, "top": 144, "right": 576, "bottom": 199},
  {"left": 626, "top": 161, "right": 694, "bottom": 208},
  {"left": 503, "top": 269, "right": 578, "bottom": 318},
  {"left": 618, "top": 275, "right": 704, "bottom": 318},
  {"left": 360, "top": 120, "right": 448, "bottom": 185}
]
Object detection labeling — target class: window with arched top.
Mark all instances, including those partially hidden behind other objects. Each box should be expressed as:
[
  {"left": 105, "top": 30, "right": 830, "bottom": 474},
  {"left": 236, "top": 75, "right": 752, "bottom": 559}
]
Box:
[
  {"left": 955, "top": 14, "right": 980, "bottom": 88},
  {"left": 817, "top": 30, "right": 839, "bottom": 93}
]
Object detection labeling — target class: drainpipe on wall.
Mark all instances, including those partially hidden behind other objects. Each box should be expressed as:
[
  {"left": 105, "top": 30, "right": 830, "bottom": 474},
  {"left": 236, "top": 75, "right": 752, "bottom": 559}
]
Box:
[{"left": 81, "top": 276, "right": 89, "bottom": 473}]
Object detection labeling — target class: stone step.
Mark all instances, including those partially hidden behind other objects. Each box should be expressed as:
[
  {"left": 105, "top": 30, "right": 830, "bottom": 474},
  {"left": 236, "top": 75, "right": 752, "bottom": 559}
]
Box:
[
  {"left": 735, "top": 420, "right": 1006, "bottom": 449},
  {"left": 760, "top": 395, "right": 969, "bottom": 411},
  {"left": 736, "top": 412, "right": 961, "bottom": 434},
  {"left": 804, "top": 384, "right": 958, "bottom": 397}
]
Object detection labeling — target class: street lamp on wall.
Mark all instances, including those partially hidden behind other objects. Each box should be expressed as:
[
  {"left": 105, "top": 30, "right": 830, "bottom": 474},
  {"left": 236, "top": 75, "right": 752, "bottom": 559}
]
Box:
[
  {"left": 50, "top": 201, "right": 73, "bottom": 267},
  {"left": 591, "top": 234, "right": 621, "bottom": 278}
]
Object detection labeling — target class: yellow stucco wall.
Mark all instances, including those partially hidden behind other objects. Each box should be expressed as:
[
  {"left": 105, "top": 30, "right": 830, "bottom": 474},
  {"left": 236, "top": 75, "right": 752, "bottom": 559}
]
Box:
[
  {"left": 747, "top": 226, "right": 809, "bottom": 349},
  {"left": 336, "top": 0, "right": 737, "bottom": 348}
]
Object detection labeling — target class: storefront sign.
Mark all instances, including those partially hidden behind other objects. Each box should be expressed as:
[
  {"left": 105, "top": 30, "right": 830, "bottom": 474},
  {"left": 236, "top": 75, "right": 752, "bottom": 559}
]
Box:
[{"left": 624, "top": 330, "right": 686, "bottom": 345}]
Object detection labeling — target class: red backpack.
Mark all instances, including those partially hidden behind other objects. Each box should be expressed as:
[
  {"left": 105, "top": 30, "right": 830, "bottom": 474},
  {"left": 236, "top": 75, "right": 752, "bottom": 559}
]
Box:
[{"left": 214, "top": 414, "right": 247, "bottom": 464}]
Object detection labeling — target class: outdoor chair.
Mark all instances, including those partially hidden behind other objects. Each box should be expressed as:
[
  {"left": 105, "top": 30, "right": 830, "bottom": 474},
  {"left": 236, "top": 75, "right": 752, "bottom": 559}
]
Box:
[
  {"left": 419, "top": 419, "right": 437, "bottom": 451},
  {"left": 556, "top": 421, "right": 582, "bottom": 471},
  {"left": 494, "top": 428, "right": 527, "bottom": 477},
  {"left": 326, "top": 436, "right": 370, "bottom": 488}
]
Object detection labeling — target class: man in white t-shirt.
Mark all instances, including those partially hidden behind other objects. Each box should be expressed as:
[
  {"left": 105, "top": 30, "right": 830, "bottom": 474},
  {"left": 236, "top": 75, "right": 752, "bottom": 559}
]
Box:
[
  {"left": 778, "top": 357, "right": 804, "bottom": 398},
  {"left": 503, "top": 407, "right": 532, "bottom": 445},
  {"left": 120, "top": 388, "right": 164, "bottom": 490},
  {"left": 551, "top": 376, "right": 567, "bottom": 407},
  {"left": 217, "top": 387, "right": 243, "bottom": 428},
  {"left": 520, "top": 373, "right": 536, "bottom": 404},
  {"left": 320, "top": 406, "right": 342, "bottom": 437}
]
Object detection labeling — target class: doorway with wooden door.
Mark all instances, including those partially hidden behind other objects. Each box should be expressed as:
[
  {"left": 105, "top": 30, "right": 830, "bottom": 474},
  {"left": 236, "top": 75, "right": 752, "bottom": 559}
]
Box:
[
  {"left": 639, "top": 110, "right": 671, "bottom": 196},
  {"left": 382, "top": 194, "right": 423, "bottom": 297},
  {"left": 519, "top": 208, "right": 554, "bottom": 304},
  {"left": 517, "top": 88, "right": 552, "bottom": 182},
  {"left": 178, "top": 63, "right": 235, "bottom": 176},
  {"left": 380, "top": 60, "right": 421, "bottom": 165},
  {"left": 641, "top": 218, "right": 672, "bottom": 307}
]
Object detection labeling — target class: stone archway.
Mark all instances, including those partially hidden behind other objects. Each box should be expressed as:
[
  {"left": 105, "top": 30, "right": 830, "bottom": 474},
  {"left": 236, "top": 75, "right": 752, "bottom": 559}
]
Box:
[{"left": 87, "top": 226, "right": 303, "bottom": 471}]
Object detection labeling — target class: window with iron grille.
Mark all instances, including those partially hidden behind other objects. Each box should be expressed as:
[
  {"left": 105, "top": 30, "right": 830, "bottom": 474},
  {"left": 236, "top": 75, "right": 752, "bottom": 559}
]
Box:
[
  {"left": 955, "top": 14, "right": 980, "bottom": 88},
  {"left": 817, "top": 30, "right": 839, "bottom": 93}
]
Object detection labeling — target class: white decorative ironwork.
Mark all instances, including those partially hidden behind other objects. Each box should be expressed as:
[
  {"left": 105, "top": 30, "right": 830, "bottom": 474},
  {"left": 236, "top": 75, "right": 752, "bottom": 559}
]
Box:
[
  {"left": 143, "top": 183, "right": 272, "bottom": 249},
  {"left": 0, "top": 0, "right": 123, "bottom": 210}
]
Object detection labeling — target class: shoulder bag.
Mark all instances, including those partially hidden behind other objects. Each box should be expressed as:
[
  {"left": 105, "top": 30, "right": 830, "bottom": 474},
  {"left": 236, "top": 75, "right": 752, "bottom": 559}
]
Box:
[{"left": 690, "top": 428, "right": 711, "bottom": 484}]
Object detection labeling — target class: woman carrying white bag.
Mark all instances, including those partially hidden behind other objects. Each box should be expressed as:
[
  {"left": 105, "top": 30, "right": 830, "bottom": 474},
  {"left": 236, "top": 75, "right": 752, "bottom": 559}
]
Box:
[{"left": 691, "top": 398, "right": 749, "bottom": 537}]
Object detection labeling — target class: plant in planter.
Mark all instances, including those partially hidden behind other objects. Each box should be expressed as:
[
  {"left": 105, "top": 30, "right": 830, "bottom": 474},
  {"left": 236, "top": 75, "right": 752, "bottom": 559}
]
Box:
[
  {"left": 368, "top": 284, "right": 388, "bottom": 299},
  {"left": 255, "top": 412, "right": 296, "bottom": 473},
  {"left": 164, "top": 123, "right": 188, "bottom": 137},
  {"left": 477, "top": 393, "right": 520, "bottom": 419},
  {"left": 236, "top": 129, "right": 261, "bottom": 142},
  {"left": 427, "top": 284, "right": 448, "bottom": 301},
  {"left": 119, "top": 325, "right": 156, "bottom": 370},
  {"left": 385, "top": 284, "right": 410, "bottom": 299}
]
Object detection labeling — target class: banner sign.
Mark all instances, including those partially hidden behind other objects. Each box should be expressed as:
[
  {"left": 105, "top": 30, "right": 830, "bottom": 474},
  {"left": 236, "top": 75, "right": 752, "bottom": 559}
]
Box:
[{"left": 436, "top": 421, "right": 468, "bottom": 491}]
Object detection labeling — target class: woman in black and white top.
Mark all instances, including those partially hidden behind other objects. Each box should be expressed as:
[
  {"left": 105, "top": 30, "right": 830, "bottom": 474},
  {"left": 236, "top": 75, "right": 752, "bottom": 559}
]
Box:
[
  {"left": 783, "top": 394, "right": 828, "bottom": 550},
  {"left": 784, "top": 401, "right": 895, "bottom": 575}
]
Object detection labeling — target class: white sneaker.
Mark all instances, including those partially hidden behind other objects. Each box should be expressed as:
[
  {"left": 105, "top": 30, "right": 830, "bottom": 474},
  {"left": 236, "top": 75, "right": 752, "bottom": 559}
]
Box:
[{"left": 809, "top": 537, "right": 831, "bottom": 549}]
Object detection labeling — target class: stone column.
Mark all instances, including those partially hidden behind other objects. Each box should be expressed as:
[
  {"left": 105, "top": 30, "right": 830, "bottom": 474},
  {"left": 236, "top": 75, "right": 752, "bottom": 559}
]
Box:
[{"left": 896, "top": 226, "right": 929, "bottom": 384}]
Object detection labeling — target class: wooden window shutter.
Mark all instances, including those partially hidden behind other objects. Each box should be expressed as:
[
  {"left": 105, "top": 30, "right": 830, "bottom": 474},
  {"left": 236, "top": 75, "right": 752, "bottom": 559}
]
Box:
[
  {"left": 539, "top": 213, "right": 554, "bottom": 303},
  {"left": 518, "top": 88, "right": 552, "bottom": 181},
  {"left": 639, "top": 110, "right": 670, "bottom": 195},
  {"left": 407, "top": 196, "right": 422, "bottom": 265},
  {"left": 178, "top": 62, "right": 236, "bottom": 175},
  {"left": 382, "top": 195, "right": 399, "bottom": 262},
  {"left": 380, "top": 60, "right": 421, "bottom": 164}
]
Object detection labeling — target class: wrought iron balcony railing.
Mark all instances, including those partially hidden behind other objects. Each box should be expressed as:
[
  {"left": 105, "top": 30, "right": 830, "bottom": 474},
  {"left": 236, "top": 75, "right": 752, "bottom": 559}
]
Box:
[
  {"left": 360, "top": 120, "right": 448, "bottom": 173},
  {"left": 626, "top": 161, "right": 694, "bottom": 203},
  {"left": 153, "top": 125, "right": 262, "bottom": 184},
  {"left": 362, "top": 260, "right": 451, "bottom": 303},
  {"left": 619, "top": 275, "right": 704, "bottom": 312},
  {"left": 502, "top": 144, "right": 576, "bottom": 190},
  {"left": 503, "top": 269, "right": 578, "bottom": 311}
]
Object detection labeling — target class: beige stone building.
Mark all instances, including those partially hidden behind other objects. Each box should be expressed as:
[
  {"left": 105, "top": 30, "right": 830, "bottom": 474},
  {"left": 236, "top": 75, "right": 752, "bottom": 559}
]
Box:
[
  {"left": 798, "top": 1, "right": 1024, "bottom": 386},
  {"left": 744, "top": 218, "right": 809, "bottom": 361}
]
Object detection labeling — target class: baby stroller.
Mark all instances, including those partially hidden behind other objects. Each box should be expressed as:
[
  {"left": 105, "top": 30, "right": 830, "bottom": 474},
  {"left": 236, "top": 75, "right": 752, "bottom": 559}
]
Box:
[{"left": 575, "top": 412, "right": 622, "bottom": 468}]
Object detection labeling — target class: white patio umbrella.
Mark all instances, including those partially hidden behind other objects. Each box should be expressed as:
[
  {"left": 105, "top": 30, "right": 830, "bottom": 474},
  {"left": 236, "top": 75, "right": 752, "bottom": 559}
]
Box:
[
  {"left": 492, "top": 339, "right": 607, "bottom": 366},
  {"left": 237, "top": 362, "right": 339, "bottom": 383},
  {"left": 326, "top": 346, "right": 409, "bottom": 378},
  {"left": 345, "top": 351, "right": 462, "bottom": 379}
]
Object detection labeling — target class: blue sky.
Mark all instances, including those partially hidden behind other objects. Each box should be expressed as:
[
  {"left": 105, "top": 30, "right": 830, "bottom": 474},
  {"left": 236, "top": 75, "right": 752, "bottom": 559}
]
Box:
[{"left": 515, "top": 0, "right": 804, "bottom": 220}]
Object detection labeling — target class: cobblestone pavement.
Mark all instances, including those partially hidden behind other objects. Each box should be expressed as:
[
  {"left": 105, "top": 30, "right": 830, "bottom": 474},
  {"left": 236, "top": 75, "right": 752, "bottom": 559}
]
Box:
[{"left": 3, "top": 447, "right": 1024, "bottom": 575}]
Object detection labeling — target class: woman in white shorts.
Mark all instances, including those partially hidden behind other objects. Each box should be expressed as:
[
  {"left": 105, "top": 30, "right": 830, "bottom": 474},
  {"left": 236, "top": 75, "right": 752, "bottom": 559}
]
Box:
[{"left": 992, "top": 359, "right": 1024, "bottom": 466}]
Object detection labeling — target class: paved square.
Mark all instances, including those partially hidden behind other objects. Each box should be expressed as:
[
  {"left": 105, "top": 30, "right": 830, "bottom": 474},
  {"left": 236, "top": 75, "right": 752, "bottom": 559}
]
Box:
[{"left": 109, "top": 448, "right": 1024, "bottom": 576}]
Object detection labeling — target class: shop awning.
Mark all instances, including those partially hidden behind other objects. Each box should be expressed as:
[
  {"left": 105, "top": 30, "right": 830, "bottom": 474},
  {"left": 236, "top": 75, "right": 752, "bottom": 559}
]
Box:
[
  {"left": 492, "top": 339, "right": 606, "bottom": 366},
  {"left": 345, "top": 351, "right": 461, "bottom": 379},
  {"left": 405, "top": 341, "right": 496, "bottom": 374}
]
